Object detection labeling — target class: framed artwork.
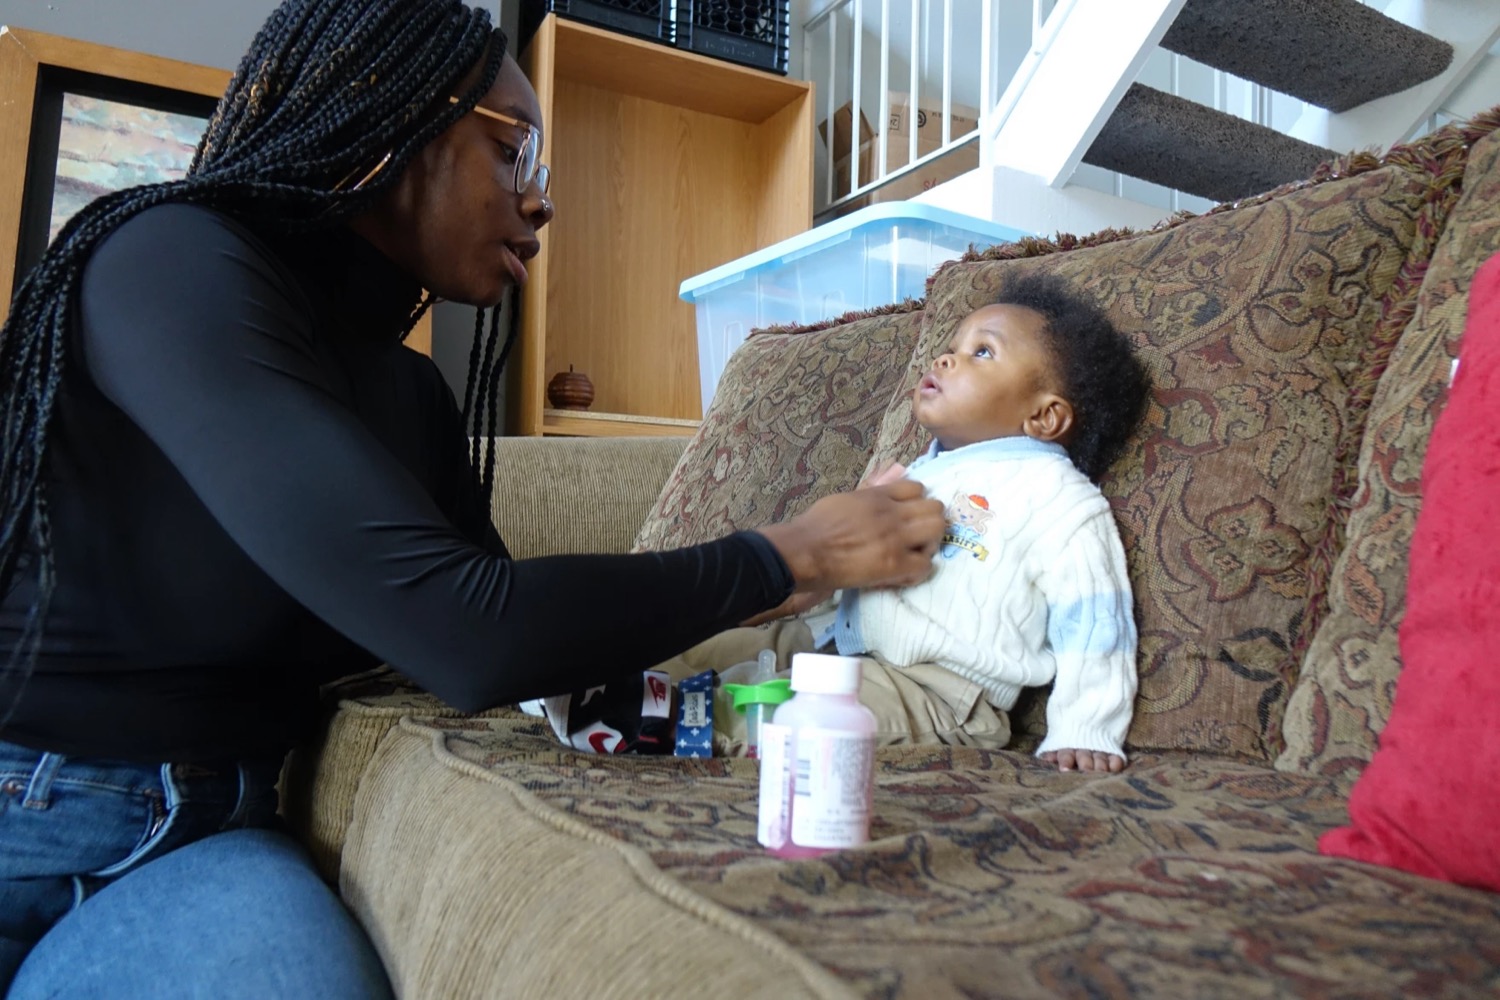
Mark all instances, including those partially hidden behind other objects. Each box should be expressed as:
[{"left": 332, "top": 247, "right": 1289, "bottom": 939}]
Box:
[
  {"left": 0, "top": 27, "right": 433, "bottom": 354},
  {"left": 41, "top": 87, "right": 213, "bottom": 254},
  {"left": 0, "top": 28, "right": 227, "bottom": 305}
]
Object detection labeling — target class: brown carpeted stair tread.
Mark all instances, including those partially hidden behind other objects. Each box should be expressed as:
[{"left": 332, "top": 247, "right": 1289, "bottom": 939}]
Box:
[
  {"left": 1083, "top": 84, "right": 1338, "bottom": 203},
  {"left": 1161, "top": 0, "right": 1452, "bottom": 113}
]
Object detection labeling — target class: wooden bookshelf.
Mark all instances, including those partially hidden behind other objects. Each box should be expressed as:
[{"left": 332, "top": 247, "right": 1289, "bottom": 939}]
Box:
[
  {"left": 541, "top": 408, "right": 700, "bottom": 437},
  {"left": 512, "top": 15, "right": 813, "bottom": 437}
]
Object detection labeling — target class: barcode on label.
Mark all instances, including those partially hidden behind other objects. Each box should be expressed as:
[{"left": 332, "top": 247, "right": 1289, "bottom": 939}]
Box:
[
  {"left": 794, "top": 756, "right": 810, "bottom": 797},
  {"left": 682, "top": 690, "right": 707, "bottom": 728}
]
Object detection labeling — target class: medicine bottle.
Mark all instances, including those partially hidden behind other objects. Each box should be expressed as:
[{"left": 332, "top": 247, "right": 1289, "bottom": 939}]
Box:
[{"left": 756, "top": 653, "right": 876, "bottom": 857}]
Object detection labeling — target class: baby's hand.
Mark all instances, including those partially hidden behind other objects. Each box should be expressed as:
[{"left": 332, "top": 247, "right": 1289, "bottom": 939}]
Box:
[
  {"left": 859, "top": 462, "right": 907, "bottom": 489},
  {"left": 1040, "top": 749, "right": 1126, "bottom": 773}
]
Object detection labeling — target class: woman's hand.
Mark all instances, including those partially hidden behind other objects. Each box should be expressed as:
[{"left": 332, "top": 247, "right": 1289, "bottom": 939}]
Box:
[{"left": 756, "top": 479, "right": 946, "bottom": 594}]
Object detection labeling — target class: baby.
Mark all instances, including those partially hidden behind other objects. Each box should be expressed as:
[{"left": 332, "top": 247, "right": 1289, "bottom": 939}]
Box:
[
  {"left": 805, "top": 271, "right": 1150, "bottom": 771},
  {"left": 540, "top": 273, "right": 1150, "bottom": 772}
]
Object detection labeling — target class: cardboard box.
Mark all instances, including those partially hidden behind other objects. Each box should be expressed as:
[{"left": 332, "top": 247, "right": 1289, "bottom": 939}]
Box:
[
  {"left": 822, "top": 91, "right": 982, "bottom": 198},
  {"left": 817, "top": 101, "right": 875, "bottom": 160},
  {"left": 885, "top": 91, "right": 981, "bottom": 170}
]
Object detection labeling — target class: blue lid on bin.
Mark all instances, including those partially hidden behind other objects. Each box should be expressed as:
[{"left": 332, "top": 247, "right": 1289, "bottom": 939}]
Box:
[{"left": 679, "top": 202, "right": 1031, "bottom": 302}]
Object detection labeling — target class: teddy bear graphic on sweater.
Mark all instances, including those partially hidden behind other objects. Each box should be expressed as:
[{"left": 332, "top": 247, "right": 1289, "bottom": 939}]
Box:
[{"left": 940, "top": 493, "right": 992, "bottom": 561}]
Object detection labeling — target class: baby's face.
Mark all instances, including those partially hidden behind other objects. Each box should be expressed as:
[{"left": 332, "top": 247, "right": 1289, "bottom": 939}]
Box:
[{"left": 913, "top": 304, "right": 1062, "bottom": 451}]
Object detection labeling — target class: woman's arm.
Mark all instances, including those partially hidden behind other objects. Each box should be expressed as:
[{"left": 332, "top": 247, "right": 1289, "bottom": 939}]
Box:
[{"left": 78, "top": 205, "right": 792, "bottom": 711}]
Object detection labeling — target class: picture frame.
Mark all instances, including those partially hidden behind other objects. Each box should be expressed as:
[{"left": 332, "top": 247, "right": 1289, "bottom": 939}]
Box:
[
  {"left": 0, "top": 27, "right": 226, "bottom": 305},
  {"left": 0, "top": 26, "right": 434, "bottom": 354}
]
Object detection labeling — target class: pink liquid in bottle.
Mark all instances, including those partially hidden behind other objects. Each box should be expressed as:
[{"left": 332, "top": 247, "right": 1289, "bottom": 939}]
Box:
[{"left": 756, "top": 653, "right": 877, "bottom": 858}]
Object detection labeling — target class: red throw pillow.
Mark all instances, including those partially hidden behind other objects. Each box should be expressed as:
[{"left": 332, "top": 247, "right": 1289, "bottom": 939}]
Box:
[{"left": 1318, "top": 251, "right": 1500, "bottom": 891}]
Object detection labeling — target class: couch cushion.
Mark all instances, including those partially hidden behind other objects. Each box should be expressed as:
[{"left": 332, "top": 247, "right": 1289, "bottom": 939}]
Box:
[
  {"left": 280, "top": 669, "right": 506, "bottom": 881},
  {"left": 486, "top": 436, "right": 688, "bottom": 559},
  {"left": 868, "top": 154, "right": 1449, "bottom": 762},
  {"left": 633, "top": 307, "right": 922, "bottom": 552},
  {"left": 1280, "top": 112, "right": 1500, "bottom": 775},
  {"left": 1317, "top": 250, "right": 1500, "bottom": 890},
  {"left": 342, "top": 716, "right": 857, "bottom": 1000},
  {"left": 339, "top": 712, "right": 1500, "bottom": 999}
]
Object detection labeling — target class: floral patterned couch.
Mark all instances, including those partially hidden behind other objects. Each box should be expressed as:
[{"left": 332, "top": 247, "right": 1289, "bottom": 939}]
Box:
[{"left": 285, "top": 110, "right": 1500, "bottom": 999}]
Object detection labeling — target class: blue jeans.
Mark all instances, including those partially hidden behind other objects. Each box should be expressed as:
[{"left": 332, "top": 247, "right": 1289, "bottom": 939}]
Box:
[{"left": 0, "top": 740, "right": 391, "bottom": 999}]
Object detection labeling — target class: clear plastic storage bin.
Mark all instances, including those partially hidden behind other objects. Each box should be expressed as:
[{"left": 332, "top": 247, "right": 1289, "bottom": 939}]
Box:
[{"left": 681, "top": 202, "right": 1028, "bottom": 414}]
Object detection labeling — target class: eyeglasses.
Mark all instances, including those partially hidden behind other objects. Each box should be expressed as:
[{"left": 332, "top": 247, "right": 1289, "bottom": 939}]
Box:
[{"left": 449, "top": 96, "right": 551, "bottom": 197}]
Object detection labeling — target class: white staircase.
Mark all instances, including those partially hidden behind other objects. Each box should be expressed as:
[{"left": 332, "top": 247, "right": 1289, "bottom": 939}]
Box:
[{"left": 801, "top": 0, "right": 1500, "bottom": 234}]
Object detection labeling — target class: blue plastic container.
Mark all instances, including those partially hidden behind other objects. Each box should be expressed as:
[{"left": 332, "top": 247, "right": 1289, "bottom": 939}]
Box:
[{"left": 680, "top": 203, "right": 1029, "bottom": 414}]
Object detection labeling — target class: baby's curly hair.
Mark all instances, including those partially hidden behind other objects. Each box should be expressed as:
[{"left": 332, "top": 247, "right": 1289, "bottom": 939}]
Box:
[{"left": 993, "top": 272, "right": 1150, "bottom": 481}]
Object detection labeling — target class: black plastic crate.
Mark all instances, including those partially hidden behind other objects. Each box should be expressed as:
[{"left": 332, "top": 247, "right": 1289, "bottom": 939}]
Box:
[
  {"left": 676, "top": 0, "right": 790, "bottom": 75},
  {"left": 519, "top": 0, "right": 675, "bottom": 54}
]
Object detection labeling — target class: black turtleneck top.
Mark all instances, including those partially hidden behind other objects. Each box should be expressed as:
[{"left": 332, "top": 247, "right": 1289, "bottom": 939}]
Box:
[{"left": 0, "top": 204, "right": 793, "bottom": 762}]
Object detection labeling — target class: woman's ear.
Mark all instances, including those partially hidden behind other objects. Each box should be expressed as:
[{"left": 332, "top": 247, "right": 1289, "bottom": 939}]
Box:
[{"left": 1025, "top": 394, "right": 1075, "bottom": 444}]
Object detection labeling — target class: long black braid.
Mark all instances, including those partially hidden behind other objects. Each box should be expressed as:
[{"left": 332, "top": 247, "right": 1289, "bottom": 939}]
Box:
[
  {"left": 461, "top": 303, "right": 515, "bottom": 497},
  {"left": 0, "top": 0, "right": 512, "bottom": 711}
]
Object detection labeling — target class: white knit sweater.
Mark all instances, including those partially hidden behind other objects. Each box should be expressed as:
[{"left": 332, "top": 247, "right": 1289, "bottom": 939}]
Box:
[{"left": 823, "top": 437, "right": 1138, "bottom": 758}]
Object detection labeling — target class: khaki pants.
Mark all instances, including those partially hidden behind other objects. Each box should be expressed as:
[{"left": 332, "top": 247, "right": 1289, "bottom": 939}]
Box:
[{"left": 655, "top": 621, "right": 1011, "bottom": 757}]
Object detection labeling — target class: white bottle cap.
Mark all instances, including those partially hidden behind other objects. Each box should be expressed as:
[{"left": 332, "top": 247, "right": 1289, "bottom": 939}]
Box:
[{"left": 789, "top": 653, "right": 863, "bottom": 695}]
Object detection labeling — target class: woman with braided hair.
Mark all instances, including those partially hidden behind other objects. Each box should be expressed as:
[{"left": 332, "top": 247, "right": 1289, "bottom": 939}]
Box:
[{"left": 0, "top": 0, "right": 945, "bottom": 993}]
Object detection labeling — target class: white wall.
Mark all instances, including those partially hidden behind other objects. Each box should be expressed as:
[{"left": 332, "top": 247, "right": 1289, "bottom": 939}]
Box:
[
  {"left": 0, "top": 1, "right": 509, "bottom": 68},
  {"left": 0, "top": 0, "right": 278, "bottom": 69},
  {"left": 1435, "top": 42, "right": 1500, "bottom": 119}
]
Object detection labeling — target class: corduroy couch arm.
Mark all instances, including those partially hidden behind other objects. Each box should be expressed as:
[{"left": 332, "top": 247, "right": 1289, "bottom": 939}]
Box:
[{"left": 484, "top": 436, "right": 688, "bottom": 558}]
